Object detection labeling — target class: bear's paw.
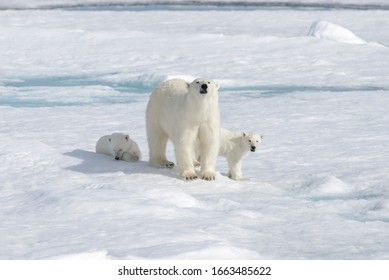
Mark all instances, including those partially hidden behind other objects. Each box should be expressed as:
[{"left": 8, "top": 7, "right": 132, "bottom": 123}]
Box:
[
  {"left": 164, "top": 161, "right": 175, "bottom": 168},
  {"left": 201, "top": 171, "right": 216, "bottom": 181},
  {"left": 182, "top": 170, "right": 198, "bottom": 180}
]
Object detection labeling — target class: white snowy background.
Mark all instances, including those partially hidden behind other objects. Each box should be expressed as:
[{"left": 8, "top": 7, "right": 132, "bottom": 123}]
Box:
[{"left": 1, "top": 0, "right": 389, "bottom": 259}]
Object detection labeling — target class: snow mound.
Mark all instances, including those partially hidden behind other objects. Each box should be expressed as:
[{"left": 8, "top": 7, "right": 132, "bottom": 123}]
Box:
[
  {"left": 303, "top": 175, "right": 353, "bottom": 196},
  {"left": 308, "top": 21, "right": 366, "bottom": 45}
]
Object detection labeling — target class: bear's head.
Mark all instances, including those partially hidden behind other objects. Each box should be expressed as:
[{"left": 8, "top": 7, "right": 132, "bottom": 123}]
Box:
[
  {"left": 189, "top": 77, "right": 220, "bottom": 96},
  {"left": 242, "top": 132, "right": 264, "bottom": 152},
  {"left": 108, "top": 133, "right": 131, "bottom": 160}
]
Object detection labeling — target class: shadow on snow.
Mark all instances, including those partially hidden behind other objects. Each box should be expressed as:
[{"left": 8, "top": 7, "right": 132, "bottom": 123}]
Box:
[{"left": 64, "top": 149, "right": 180, "bottom": 179}]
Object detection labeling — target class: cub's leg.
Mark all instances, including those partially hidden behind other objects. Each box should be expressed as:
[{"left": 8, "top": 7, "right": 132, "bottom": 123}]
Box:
[{"left": 227, "top": 155, "right": 244, "bottom": 180}]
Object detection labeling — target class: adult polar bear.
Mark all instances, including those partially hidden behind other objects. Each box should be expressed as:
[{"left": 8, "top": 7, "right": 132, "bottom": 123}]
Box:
[{"left": 146, "top": 77, "right": 220, "bottom": 180}]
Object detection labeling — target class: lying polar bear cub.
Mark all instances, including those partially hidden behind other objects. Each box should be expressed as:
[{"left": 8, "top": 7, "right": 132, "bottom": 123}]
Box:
[
  {"left": 96, "top": 133, "right": 141, "bottom": 162},
  {"left": 196, "top": 128, "right": 263, "bottom": 180}
]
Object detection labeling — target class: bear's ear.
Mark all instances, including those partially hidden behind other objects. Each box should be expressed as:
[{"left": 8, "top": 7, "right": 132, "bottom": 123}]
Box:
[
  {"left": 215, "top": 82, "right": 220, "bottom": 90},
  {"left": 125, "top": 135, "right": 129, "bottom": 141},
  {"left": 242, "top": 132, "right": 246, "bottom": 137},
  {"left": 108, "top": 138, "right": 111, "bottom": 142},
  {"left": 260, "top": 134, "right": 265, "bottom": 140}
]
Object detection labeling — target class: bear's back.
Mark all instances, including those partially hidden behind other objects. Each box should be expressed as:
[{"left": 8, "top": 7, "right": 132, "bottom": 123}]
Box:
[
  {"left": 96, "top": 135, "right": 111, "bottom": 154},
  {"left": 152, "top": 79, "right": 189, "bottom": 98}
]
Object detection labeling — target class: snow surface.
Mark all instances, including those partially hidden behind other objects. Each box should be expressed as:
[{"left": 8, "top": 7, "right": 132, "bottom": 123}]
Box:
[{"left": 1, "top": 2, "right": 389, "bottom": 260}]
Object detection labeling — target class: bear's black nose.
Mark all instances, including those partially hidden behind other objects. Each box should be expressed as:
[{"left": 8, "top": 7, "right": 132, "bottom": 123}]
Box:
[{"left": 201, "top": 84, "right": 208, "bottom": 90}]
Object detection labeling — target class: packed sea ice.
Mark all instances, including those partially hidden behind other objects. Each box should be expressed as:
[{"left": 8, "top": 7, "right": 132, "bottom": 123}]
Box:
[{"left": 1, "top": 1, "right": 389, "bottom": 259}]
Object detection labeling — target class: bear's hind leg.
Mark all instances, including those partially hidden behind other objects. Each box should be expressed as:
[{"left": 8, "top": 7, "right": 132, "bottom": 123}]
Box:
[{"left": 147, "top": 127, "right": 174, "bottom": 168}]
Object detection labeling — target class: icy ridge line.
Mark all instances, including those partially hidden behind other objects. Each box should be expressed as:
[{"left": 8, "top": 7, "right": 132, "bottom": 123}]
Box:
[{"left": 1, "top": 1, "right": 389, "bottom": 10}]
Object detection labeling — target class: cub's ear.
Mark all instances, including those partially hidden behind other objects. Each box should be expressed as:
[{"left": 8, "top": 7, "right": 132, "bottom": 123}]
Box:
[
  {"left": 108, "top": 138, "right": 111, "bottom": 142},
  {"left": 186, "top": 81, "right": 190, "bottom": 89},
  {"left": 125, "top": 135, "right": 129, "bottom": 141},
  {"left": 215, "top": 82, "right": 220, "bottom": 90},
  {"left": 242, "top": 132, "right": 246, "bottom": 137},
  {"left": 260, "top": 134, "right": 265, "bottom": 140}
]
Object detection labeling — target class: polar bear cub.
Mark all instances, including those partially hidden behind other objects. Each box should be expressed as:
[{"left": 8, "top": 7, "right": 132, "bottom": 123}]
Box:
[
  {"left": 146, "top": 77, "right": 221, "bottom": 180},
  {"left": 219, "top": 128, "right": 263, "bottom": 180},
  {"left": 95, "top": 133, "right": 141, "bottom": 162}
]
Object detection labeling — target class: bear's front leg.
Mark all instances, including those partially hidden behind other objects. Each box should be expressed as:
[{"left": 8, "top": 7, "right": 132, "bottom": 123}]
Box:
[
  {"left": 122, "top": 152, "right": 140, "bottom": 162},
  {"left": 175, "top": 131, "right": 198, "bottom": 180},
  {"left": 199, "top": 124, "right": 220, "bottom": 180}
]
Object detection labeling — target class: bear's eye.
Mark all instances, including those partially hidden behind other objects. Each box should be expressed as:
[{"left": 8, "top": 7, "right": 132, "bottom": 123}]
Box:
[
  {"left": 208, "top": 82, "right": 210, "bottom": 84},
  {"left": 196, "top": 81, "right": 200, "bottom": 84},
  {"left": 249, "top": 140, "right": 251, "bottom": 142}
]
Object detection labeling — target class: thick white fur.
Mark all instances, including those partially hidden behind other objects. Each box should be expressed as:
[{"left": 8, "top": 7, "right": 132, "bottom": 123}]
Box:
[
  {"left": 95, "top": 133, "right": 141, "bottom": 162},
  {"left": 146, "top": 78, "right": 221, "bottom": 180},
  {"left": 218, "top": 128, "right": 263, "bottom": 180}
]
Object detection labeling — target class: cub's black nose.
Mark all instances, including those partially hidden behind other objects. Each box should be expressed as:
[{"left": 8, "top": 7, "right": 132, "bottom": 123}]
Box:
[{"left": 201, "top": 84, "right": 208, "bottom": 90}]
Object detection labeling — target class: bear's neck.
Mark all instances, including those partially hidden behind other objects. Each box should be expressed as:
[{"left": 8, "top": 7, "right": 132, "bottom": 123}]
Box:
[{"left": 188, "top": 93, "right": 217, "bottom": 111}]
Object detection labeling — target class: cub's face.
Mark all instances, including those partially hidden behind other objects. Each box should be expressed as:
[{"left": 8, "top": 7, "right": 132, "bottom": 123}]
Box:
[
  {"left": 108, "top": 133, "right": 130, "bottom": 160},
  {"left": 242, "top": 132, "right": 263, "bottom": 152},
  {"left": 190, "top": 78, "right": 220, "bottom": 95}
]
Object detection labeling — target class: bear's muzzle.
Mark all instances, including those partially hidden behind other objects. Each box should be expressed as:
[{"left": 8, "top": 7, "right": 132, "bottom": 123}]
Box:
[{"left": 200, "top": 83, "right": 208, "bottom": 94}]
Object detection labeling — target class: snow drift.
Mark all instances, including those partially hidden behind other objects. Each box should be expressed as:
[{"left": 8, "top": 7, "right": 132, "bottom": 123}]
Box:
[{"left": 308, "top": 20, "right": 366, "bottom": 44}]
